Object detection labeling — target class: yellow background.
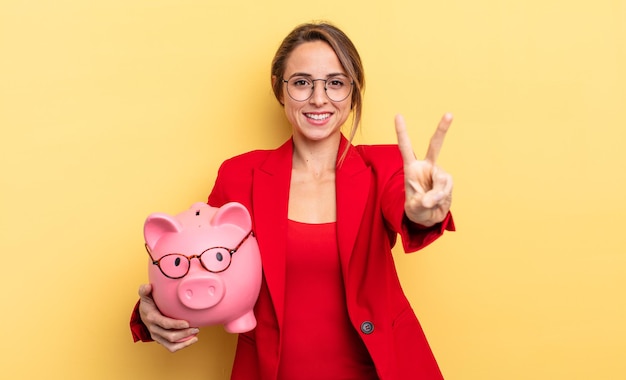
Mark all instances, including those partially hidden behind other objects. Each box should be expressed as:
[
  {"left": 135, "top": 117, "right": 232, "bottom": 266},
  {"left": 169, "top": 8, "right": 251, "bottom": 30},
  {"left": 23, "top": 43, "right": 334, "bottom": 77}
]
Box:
[{"left": 1, "top": 0, "right": 624, "bottom": 379}]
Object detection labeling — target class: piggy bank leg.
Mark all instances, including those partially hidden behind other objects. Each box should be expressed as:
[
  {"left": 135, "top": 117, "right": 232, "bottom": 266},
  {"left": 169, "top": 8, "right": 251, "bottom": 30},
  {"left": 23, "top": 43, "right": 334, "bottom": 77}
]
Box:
[{"left": 224, "top": 311, "right": 257, "bottom": 333}]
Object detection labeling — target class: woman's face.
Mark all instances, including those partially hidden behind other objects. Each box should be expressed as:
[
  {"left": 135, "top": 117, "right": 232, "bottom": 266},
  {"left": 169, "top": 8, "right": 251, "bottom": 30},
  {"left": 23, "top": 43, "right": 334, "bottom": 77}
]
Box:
[{"left": 279, "top": 40, "right": 352, "bottom": 144}]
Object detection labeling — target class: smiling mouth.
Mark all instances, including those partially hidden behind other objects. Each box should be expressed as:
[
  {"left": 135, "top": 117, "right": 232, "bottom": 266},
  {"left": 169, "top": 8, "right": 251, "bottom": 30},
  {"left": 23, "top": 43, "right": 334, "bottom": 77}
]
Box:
[{"left": 305, "top": 113, "right": 331, "bottom": 121}]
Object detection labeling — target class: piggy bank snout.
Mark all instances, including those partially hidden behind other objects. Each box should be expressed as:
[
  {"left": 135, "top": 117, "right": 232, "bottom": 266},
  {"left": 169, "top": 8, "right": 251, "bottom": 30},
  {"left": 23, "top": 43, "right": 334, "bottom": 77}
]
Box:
[{"left": 177, "top": 275, "right": 225, "bottom": 310}]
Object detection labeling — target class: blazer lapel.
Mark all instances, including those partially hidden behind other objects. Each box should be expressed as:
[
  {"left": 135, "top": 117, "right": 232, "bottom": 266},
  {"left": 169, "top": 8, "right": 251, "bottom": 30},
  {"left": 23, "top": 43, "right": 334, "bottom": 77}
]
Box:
[
  {"left": 335, "top": 136, "right": 371, "bottom": 282},
  {"left": 252, "top": 139, "right": 293, "bottom": 329}
]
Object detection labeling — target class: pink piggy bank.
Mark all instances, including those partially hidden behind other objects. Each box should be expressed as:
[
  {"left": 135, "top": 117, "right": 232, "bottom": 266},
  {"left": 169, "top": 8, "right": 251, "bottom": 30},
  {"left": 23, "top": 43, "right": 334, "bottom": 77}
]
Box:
[{"left": 144, "top": 202, "right": 261, "bottom": 333}]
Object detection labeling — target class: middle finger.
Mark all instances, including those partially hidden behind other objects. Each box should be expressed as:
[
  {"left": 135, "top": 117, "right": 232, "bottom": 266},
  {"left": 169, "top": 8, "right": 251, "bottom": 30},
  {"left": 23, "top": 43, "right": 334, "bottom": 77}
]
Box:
[{"left": 425, "top": 113, "right": 453, "bottom": 164}]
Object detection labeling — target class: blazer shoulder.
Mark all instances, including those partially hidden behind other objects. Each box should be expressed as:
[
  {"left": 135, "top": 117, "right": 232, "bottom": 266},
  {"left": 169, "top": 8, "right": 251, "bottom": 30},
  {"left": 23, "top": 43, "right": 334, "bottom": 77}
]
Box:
[
  {"left": 353, "top": 144, "right": 403, "bottom": 169},
  {"left": 225, "top": 149, "right": 273, "bottom": 164},
  {"left": 219, "top": 149, "right": 272, "bottom": 172},
  {"left": 220, "top": 138, "right": 292, "bottom": 172},
  {"left": 209, "top": 150, "right": 272, "bottom": 207}
]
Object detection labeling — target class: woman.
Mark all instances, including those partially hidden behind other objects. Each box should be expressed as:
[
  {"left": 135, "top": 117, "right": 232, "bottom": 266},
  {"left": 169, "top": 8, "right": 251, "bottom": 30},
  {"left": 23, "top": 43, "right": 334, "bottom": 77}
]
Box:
[{"left": 131, "top": 21, "right": 455, "bottom": 380}]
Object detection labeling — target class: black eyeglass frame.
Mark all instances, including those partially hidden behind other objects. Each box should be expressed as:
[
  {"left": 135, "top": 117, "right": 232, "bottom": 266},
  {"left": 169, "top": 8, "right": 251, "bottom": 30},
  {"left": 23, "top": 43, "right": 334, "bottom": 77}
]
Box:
[
  {"left": 282, "top": 76, "right": 354, "bottom": 102},
  {"left": 145, "top": 230, "right": 254, "bottom": 279}
]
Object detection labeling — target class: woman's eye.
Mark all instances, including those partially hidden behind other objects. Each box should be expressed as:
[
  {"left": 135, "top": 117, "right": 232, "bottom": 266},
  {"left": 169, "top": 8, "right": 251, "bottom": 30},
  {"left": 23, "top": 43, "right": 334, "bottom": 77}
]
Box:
[
  {"left": 328, "top": 79, "right": 345, "bottom": 88},
  {"left": 293, "top": 79, "right": 311, "bottom": 87}
]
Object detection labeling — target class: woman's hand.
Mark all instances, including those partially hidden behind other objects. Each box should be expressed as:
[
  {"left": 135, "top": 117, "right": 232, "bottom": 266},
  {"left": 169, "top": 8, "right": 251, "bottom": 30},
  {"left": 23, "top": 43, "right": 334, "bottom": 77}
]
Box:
[
  {"left": 138, "top": 284, "right": 200, "bottom": 352},
  {"left": 395, "top": 113, "right": 454, "bottom": 227}
]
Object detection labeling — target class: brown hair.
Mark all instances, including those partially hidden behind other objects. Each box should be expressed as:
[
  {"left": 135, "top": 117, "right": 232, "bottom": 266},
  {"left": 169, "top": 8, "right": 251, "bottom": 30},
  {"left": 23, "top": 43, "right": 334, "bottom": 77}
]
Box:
[{"left": 271, "top": 22, "right": 365, "bottom": 156}]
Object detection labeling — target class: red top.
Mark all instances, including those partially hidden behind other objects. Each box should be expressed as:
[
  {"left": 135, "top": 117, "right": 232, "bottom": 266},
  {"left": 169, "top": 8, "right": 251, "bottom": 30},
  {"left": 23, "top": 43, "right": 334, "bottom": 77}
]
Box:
[{"left": 277, "top": 220, "right": 378, "bottom": 380}]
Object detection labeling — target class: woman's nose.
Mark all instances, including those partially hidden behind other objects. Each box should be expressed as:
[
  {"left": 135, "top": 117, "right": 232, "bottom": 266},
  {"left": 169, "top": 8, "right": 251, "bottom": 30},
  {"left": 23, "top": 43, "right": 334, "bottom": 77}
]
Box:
[{"left": 309, "top": 81, "right": 328, "bottom": 105}]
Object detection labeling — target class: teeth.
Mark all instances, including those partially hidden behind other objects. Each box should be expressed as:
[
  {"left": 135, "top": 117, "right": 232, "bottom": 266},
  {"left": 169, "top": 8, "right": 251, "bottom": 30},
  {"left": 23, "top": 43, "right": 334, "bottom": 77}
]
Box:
[{"left": 306, "top": 113, "right": 330, "bottom": 120}]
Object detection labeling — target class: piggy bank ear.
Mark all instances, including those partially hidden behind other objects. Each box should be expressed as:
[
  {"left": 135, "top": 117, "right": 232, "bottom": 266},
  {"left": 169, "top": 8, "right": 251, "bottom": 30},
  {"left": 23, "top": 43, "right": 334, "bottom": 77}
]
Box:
[
  {"left": 211, "top": 202, "right": 252, "bottom": 231},
  {"left": 144, "top": 213, "right": 183, "bottom": 250}
]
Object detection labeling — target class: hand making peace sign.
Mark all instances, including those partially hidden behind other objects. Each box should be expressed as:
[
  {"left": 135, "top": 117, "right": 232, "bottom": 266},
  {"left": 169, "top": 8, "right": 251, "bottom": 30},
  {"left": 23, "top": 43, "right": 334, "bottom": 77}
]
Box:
[{"left": 395, "top": 113, "right": 454, "bottom": 227}]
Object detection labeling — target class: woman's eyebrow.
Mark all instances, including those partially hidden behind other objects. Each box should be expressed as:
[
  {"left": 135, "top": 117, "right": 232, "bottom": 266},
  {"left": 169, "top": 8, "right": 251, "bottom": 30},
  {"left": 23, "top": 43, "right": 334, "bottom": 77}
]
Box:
[
  {"left": 286, "top": 72, "right": 312, "bottom": 79},
  {"left": 286, "top": 72, "right": 348, "bottom": 79}
]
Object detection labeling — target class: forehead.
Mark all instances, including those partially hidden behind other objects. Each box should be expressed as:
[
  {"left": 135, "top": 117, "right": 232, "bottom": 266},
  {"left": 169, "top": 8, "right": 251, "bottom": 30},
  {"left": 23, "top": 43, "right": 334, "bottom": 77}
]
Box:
[{"left": 284, "top": 40, "right": 345, "bottom": 77}]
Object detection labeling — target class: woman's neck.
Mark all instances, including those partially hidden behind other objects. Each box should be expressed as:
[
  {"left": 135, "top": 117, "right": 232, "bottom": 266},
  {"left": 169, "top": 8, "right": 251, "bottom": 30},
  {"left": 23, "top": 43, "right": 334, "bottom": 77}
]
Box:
[
  {"left": 291, "top": 134, "right": 340, "bottom": 176},
  {"left": 288, "top": 134, "right": 339, "bottom": 223}
]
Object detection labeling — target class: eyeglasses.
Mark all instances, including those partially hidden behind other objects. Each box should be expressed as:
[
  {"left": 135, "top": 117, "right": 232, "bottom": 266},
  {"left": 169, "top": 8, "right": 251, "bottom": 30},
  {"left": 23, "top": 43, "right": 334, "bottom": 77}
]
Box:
[
  {"left": 145, "top": 231, "right": 254, "bottom": 279},
  {"left": 282, "top": 75, "right": 354, "bottom": 102}
]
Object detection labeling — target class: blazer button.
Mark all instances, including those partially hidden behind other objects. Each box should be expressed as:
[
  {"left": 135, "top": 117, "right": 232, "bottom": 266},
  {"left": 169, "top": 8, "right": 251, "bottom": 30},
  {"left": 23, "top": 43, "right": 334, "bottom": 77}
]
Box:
[{"left": 360, "top": 321, "right": 374, "bottom": 335}]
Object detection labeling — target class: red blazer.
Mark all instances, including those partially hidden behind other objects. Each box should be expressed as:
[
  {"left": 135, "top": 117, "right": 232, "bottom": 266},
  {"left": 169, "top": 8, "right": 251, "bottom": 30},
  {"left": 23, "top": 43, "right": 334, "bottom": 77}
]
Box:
[
  {"left": 207, "top": 136, "right": 454, "bottom": 380},
  {"left": 131, "top": 136, "right": 454, "bottom": 379}
]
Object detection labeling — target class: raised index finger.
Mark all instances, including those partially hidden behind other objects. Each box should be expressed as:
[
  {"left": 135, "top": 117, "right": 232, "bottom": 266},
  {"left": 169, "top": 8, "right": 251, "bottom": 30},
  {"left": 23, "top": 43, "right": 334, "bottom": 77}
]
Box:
[
  {"left": 395, "top": 114, "right": 416, "bottom": 164},
  {"left": 425, "top": 113, "right": 453, "bottom": 164}
]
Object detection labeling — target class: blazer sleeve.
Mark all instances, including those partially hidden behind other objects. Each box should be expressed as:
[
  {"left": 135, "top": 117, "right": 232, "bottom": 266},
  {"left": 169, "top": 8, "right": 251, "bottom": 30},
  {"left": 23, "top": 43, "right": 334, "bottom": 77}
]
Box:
[
  {"left": 130, "top": 153, "right": 253, "bottom": 343},
  {"left": 130, "top": 300, "right": 154, "bottom": 342},
  {"left": 381, "top": 166, "right": 455, "bottom": 253},
  {"left": 129, "top": 161, "right": 227, "bottom": 343}
]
